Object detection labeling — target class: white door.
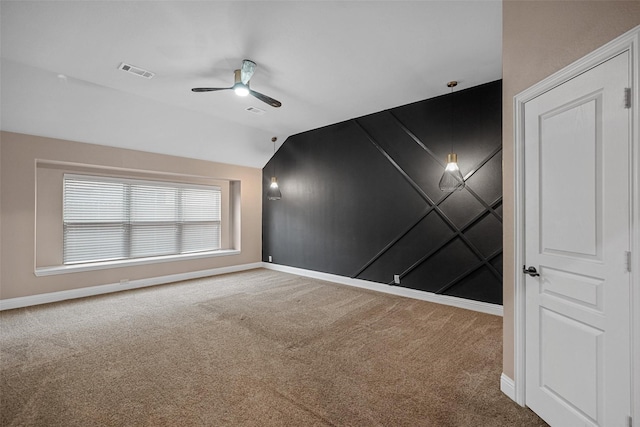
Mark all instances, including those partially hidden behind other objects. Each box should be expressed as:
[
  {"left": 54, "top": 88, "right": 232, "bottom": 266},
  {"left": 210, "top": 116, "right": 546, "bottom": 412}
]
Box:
[{"left": 524, "top": 51, "right": 631, "bottom": 426}]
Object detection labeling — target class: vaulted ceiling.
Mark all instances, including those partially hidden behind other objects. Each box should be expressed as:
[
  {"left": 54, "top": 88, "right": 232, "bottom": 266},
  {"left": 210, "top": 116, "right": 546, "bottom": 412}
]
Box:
[{"left": 0, "top": 1, "right": 502, "bottom": 168}]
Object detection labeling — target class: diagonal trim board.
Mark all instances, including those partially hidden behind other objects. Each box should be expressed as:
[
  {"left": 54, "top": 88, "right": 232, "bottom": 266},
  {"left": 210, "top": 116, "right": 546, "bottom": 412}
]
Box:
[
  {"left": 262, "top": 81, "right": 504, "bottom": 304},
  {"left": 0, "top": 262, "right": 502, "bottom": 316},
  {"left": 353, "top": 114, "right": 503, "bottom": 288}
]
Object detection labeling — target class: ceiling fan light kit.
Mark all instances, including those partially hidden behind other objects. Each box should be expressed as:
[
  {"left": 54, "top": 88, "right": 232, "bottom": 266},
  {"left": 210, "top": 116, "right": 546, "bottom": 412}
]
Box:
[
  {"left": 232, "top": 70, "right": 250, "bottom": 96},
  {"left": 192, "top": 59, "right": 282, "bottom": 108}
]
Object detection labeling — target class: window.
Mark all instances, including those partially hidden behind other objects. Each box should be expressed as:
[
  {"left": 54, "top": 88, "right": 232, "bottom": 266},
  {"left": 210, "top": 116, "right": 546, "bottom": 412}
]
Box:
[{"left": 63, "top": 174, "right": 221, "bottom": 264}]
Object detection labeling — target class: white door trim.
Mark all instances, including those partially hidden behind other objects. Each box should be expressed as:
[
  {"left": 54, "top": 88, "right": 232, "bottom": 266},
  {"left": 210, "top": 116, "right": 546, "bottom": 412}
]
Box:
[{"left": 512, "top": 25, "right": 640, "bottom": 421}]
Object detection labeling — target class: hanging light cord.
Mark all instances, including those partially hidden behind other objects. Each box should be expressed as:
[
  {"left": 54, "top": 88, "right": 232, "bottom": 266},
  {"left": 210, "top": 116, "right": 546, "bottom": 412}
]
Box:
[
  {"left": 272, "top": 136, "right": 277, "bottom": 177},
  {"left": 447, "top": 81, "right": 457, "bottom": 155}
]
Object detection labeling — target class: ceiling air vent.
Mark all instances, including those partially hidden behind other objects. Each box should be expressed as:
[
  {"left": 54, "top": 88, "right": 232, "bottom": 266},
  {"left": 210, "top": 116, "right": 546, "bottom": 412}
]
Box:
[
  {"left": 245, "top": 106, "right": 265, "bottom": 115},
  {"left": 118, "top": 62, "right": 155, "bottom": 79}
]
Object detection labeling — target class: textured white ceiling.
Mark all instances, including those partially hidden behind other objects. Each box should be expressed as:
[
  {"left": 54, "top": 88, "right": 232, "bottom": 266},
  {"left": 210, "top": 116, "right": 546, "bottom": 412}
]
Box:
[{"left": 0, "top": 1, "right": 502, "bottom": 168}]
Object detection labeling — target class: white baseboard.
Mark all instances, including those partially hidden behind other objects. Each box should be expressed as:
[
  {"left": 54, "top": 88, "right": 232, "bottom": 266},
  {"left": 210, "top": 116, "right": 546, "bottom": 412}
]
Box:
[
  {"left": 2, "top": 262, "right": 505, "bottom": 317},
  {"left": 500, "top": 373, "right": 517, "bottom": 402},
  {"left": 262, "top": 263, "right": 503, "bottom": 316},
  {"left": 0, "top": 262, "right": 263, "bottom": 311}
]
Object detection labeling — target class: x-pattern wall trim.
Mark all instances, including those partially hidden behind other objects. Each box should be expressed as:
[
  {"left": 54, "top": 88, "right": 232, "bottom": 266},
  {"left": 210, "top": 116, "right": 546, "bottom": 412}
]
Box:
[
  {"left": 353, "top": 113, "right": 502, "bottom": 291},
  {"left": 263, "top": 80, "right": 503, "bottom": 304}
]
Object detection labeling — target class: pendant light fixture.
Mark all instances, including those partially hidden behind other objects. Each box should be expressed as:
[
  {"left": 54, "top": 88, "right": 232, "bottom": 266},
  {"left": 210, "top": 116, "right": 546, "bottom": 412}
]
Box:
[
  {"left": 266, "top": 136, "right": 282, "bottom": 200},
  {"left": 438, "top": 81, "right": 465, "bottom": 192}
]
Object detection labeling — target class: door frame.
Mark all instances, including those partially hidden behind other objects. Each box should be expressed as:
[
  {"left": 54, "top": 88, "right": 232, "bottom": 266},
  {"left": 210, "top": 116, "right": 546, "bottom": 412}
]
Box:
[{"left": 512, "top": 25, "right": 640, "bottom": 421}]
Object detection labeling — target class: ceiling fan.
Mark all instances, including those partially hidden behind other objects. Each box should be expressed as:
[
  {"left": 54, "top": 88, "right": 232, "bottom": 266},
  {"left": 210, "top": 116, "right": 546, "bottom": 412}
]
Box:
[{"left": 191, "top": 59, "right": 282, "bottom": 108}]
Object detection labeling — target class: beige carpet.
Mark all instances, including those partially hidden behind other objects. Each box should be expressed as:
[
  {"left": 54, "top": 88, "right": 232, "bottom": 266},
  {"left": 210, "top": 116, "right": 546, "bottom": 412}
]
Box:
[{"left": 1, "top": 269, "right": 546, "bottom": 426}]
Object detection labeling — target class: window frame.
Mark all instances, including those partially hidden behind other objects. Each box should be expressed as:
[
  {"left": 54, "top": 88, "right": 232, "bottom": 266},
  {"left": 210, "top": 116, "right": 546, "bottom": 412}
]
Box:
[{"left": 62, "top": 173, "right": 223, "bottom": 266}]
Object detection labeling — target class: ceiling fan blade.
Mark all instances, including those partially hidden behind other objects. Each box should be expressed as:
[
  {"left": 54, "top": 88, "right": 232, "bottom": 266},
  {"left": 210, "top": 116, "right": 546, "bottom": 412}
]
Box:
[
  {"left": 240, "top": 60, "right": 256, "bottom": 84},
  {"left": 191, "top": 87, "right": 231, "bottom": 92},
  {"left": 249, "top": 89, "right": 282, "bottom": 108}
]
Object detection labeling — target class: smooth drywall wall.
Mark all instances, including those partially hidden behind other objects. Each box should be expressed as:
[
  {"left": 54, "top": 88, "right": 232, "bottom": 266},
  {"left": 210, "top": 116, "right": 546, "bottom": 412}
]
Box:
[
  {"left": 0, "top": 131, "right": 262, "bottom": 300},
  {"left": 502, "top": 1, "right": 640, "bottom": 380}
]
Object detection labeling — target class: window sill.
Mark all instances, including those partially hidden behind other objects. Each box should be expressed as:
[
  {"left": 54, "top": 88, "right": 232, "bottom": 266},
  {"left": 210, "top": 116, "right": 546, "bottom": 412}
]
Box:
[{"left": 34, "top": 249, "right": 241, "bottom": 277}]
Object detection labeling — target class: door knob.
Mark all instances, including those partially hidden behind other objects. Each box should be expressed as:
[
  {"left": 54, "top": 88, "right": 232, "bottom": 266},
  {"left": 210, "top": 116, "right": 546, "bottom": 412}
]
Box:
[{"left": 523, "top": 265, "right": 540, "bottom": 277}]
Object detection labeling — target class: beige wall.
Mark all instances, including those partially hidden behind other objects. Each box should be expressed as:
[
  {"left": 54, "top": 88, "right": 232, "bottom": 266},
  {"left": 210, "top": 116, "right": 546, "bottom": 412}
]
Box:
[
  {"left": 0, "top": 131, "right": 262, "bottom": 300},
  {"left": 502, "top": 2, "right": 640, "bottom": 379}
]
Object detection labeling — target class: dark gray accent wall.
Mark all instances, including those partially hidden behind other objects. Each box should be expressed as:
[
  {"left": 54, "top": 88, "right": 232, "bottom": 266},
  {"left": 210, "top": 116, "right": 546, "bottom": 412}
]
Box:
[{"left": 263, "top": 80, "right": 502, "bottom": 304}]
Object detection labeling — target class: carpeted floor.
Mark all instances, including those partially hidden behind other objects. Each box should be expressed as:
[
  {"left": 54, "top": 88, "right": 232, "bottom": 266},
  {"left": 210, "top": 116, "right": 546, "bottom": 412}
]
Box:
[{"left": 1, "top": 269, "right": 547, "bottom": 426}]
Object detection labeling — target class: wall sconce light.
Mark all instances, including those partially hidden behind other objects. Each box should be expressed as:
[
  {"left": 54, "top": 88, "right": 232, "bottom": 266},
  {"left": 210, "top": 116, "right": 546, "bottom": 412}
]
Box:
[
  {"left": 266, "top": 136, "right": 282, "bottom": 200},
  {"left": 439, "top": 81, "right": 465, "bottom": 192}
]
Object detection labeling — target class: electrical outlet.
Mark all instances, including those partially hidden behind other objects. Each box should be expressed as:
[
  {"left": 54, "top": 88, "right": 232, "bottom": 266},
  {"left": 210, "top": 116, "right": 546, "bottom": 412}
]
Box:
[
  {"left": 393, "top": 275, "right": 400, "bottom": 284},
  {"left": 268, "top": 256, "right": 273, "bottom": 263}
]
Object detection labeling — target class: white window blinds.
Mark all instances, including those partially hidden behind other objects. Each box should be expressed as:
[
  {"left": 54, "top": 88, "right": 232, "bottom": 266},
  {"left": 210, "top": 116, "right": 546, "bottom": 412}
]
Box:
[{"left": 63, "top": 175, "right": 221, "bottom": 264}]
